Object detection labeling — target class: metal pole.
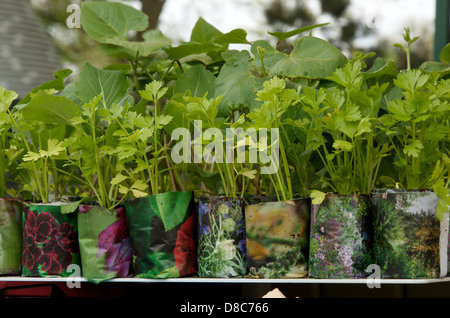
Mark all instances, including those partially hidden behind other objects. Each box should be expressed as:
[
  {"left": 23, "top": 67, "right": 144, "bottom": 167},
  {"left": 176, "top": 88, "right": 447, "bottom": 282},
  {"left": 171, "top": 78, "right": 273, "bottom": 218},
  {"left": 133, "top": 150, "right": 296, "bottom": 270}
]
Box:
[{"left": 435, "top": 0, "right": 450, "bottom": 61}]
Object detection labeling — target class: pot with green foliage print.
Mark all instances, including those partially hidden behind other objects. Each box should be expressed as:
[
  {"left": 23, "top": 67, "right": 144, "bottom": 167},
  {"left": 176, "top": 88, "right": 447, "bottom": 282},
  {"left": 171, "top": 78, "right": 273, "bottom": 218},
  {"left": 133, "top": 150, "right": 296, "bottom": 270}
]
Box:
[
  {"left": 0, "top": 198, "right": 23, "bottom": 275},
  {"left": 371, "top": 189, "right": 445, "bottom": 279},
  {"left": 124, "top": 191, "right": 196, "bottom": 278}
]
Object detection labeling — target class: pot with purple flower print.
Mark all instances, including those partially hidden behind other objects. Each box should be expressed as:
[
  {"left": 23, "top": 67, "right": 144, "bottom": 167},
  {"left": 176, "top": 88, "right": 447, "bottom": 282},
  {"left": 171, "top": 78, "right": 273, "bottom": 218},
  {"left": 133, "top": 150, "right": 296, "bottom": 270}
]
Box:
[
  {"left": 76, "top": 204, "right": 133, "bottom": 283},
  {"left": 308, "top": 193, "right": 372, "bottom": 278}
]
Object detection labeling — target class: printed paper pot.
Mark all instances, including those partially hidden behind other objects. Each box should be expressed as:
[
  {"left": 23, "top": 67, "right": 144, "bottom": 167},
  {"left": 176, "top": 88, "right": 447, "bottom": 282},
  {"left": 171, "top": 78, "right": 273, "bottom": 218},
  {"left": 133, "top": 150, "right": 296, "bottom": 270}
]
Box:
[
  {"left": 197, "top": 196, "right": 247, "bottom": 278},
  {"left": 245, "top": 198, "right": 310, "bottom": 278},
  {"left": 78, "top": 205, "right": 133, "bottom": 283},
  {"left": 22, "top": 203, "right": 81, "bottom": 277},
  {"left": 371, "top": 189, "right": 444, "bottom": 279},
  {"left": 124, "top": 191, "right": 196, "bottom": 278},
  {"left": 0, "top": 198, "right": 23, "bottom": 275},
  {"left": 308, "top": 194, "right": 373, "bottom": 279}
]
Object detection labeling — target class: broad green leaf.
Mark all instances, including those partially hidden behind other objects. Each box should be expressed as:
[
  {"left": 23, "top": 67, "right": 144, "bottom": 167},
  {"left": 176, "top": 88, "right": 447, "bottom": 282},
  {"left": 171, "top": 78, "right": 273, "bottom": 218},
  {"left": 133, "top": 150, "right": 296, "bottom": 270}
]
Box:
[
  {"left": 420, "top": 61, "right": 450, "bottom": 77},
  {"left": 81, "top": 1, "right": 148, "bottom": 43},
  {"left": 364, "top": 58, "right": 398, "bottom": 85},
  {"left": 76, "top": 63, "right": 128, "bottom": 108},
  {"left": 173, "top": 65, "right": 216, "bottom": 97},
  {"left": 190, "top": 17, "right": 223, "bottom": 43},
  {"left": 21, "top": 91, "right": 81, "bottom": 126},
  {"left": 270, "top": 36, "right": 347, "bottom": 79},
  {"left": 268, "top": 23, "right": 329, "bottom": 42},
  {"left": 105, "top": 29, "right": 172, "bottom": 57},
  {"left": 165, "top": 42, "right": 221, "bottom": 60},
  {"left": 250, "top": 40, "right": 288, "bottom": 74},
  {"left": 162, "top": 94, "right": 189, "bottom": 135},
  {"left": 215, "top": 50, "right": 263, "bottom": 117},
  {"left": 214, "top": 29, "right": 251, "bottom": 45},
  {"left": 18, "top": 69, "right": 72, "bottom": 105},
  {"left": 440, "top": 43, "right": 450, "bottom": 64}
]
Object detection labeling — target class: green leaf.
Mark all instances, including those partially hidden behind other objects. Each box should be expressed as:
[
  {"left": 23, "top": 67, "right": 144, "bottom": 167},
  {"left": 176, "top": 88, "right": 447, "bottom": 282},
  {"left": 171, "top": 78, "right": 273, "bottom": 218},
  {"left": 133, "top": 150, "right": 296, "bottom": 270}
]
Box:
[
  {"left": 403, "top": 140, "right": 424, "bottom": 158},
  {"left": 214, "top": 29, "right": 251, "bottom": 45},
  {"left": 439, "top": 43, "right": 450, "bottom": 64},
  {"left": 190, "top": 17, "right": 223, "bottom": 43},
  {"left": 333, "top": 140, "right": 353, "bottom": 152},
  {"left": 139, "top": 80, "right": 168, "bottom": 103},
  {"left": 433, "top": 179, "right": 450, "bottom": 221},
  {"left": 215, "top": 50, "right": 263, "bottom": 117},
  {"left": 162, "top": 95, "right": 189, "bottom": 135},
  {"left": 22, "top": 151, "right": 40, "bottom": 162},
  {"left": 310, "top": 190, "right": 326, "bottom": 205},
  {"left": 173, "top": 65, "right": 216, "bottom": 97},
  {"left": 394, "top": 69, "right": 429, "bottom": 93},
  {"left": 110, "top": 173, "right": 129, "bottom": 185},
  {"left": 105, "top": 29, "right": 172, "bottom": 57},
  {"left": 238, "top": 169, "right": 257, "bottom": 179},
  {"left": 165, "top": 42, "right": 221, "bottom": 60},
  {"left": 39, "top": 139, "right": 65, "bottom": 158},
  {"left": 76, "top": 63, "right": 128, "bottom": 108},
  {"left": 21, "top": 91, "right": 81, "bottom": 126},
  {"left": 18, "top": 69, "right": 72, "bottom": 105},
  {"left": 268, "top": 23, "right": 329, "bottom": 42},
  {"left": 148, "top": 191, "right": 193, "bottom": 232},
  {"left": 270, "top": 36, "right": 348, "bottom": 79},
  {"left": 81, "top": 1, "right": 148, "bottom": 43}
]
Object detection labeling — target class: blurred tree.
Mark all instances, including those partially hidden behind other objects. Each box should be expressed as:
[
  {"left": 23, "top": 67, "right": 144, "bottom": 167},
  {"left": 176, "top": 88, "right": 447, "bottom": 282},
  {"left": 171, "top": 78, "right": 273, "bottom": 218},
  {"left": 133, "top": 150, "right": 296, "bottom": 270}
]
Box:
[
  {"left": 264, "top": 0, "right": 433, "bottom": 69},
  {"left": 30, "top": 0, "right": 167, "bottom": 78}
]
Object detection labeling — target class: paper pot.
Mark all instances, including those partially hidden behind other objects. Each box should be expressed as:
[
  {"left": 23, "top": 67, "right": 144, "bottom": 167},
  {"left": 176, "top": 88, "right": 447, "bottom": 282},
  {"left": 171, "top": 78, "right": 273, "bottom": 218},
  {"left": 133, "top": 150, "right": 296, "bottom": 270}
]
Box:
[
  {"left": 371, "top": 189, "right": 445, "bottom": 279},
  {"left": 22, "top": 203, "right": 81, "bottom": 277},
  {"left": 124, "top": 191, "right": 196, "bottom": 278},
  {"left": 197, "top": 196, "right": 247, "bottom": 278},
  {"left": 245, "top": 198, "right": 310, "bottom": 278},
  {"left": 0, "top": 198, "right": 23, "bottom": 275},
  {"left": 77, "top": 205, "right": 133, "bottom": 283},
  {"left": 308, "top": 194, "right": 373, "bottom": 279}
]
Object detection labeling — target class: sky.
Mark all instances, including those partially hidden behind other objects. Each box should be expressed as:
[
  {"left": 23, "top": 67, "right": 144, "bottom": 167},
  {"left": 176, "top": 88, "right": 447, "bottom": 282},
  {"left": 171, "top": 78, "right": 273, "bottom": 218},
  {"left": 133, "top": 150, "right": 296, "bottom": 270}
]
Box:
[{"left": 156, "top": 0, "right": 436, "bottom": 51}]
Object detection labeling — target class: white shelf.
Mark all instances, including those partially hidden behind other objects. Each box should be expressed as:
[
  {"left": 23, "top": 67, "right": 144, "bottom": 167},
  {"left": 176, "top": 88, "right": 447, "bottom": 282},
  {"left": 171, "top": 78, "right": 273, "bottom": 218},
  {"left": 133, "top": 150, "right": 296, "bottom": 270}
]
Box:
[{"left": 2, "top": 276, "right": 450, "bottom": 284}]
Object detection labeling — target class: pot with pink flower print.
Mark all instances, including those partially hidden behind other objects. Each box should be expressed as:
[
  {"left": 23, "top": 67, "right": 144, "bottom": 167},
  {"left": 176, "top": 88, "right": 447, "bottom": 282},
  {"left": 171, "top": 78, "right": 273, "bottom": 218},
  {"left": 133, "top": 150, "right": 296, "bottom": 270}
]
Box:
[
  {"left": 22, "top": 203, "right": 81, "bottom": 277},
  {"left": 77, "top": 204, "right": 133, "bottom": 284},
  {"left": 308, "top": 194, "right": 373, "bottom": 279}
]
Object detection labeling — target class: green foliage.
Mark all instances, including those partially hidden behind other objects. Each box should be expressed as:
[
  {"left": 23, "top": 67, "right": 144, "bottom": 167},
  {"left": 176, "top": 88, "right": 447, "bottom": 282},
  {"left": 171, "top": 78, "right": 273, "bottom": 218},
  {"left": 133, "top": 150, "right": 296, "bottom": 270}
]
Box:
[{"left": 0, "top": 0, "right": 447, "bottom": 226}]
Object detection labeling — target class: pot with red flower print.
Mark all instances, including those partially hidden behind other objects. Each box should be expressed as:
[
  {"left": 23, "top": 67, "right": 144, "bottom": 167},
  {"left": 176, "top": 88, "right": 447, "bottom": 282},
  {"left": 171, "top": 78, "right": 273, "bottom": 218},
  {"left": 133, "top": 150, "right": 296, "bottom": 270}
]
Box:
[
  {"left": 124, "top": 191, "right": 196, "bottom": 278},
  {"left": 0, "top": 198, "right": 23, "bottom": 275},
  {"left": 77, "top": 204, "right": 133, "bottom": 283},
  {"left": 22, "top": 203, "right": 81, "bottom": 277}
]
